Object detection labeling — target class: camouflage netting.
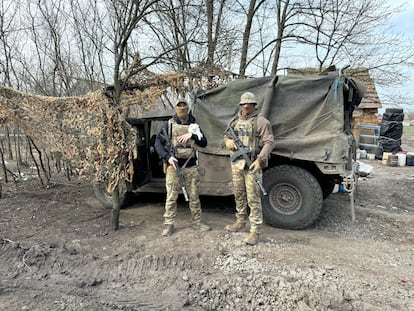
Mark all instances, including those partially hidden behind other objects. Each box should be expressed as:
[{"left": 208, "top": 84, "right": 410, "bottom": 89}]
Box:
[{"left": 0, "top": 73, "right": 185, "bottom": 192}]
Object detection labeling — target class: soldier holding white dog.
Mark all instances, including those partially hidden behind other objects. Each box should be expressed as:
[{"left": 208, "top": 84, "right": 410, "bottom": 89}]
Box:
[{"left": 155, "top": 97, "right": 210, "bottom": 236}]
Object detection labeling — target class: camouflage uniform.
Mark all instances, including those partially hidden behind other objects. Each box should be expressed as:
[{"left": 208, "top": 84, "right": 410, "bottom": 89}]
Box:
[
  {"left": 164, "top": 165, "right": 201, "bottom": 224},
  {"left": 224, "top": 92, "right": 274, "bottom": 244},
  {"left": 155, "top": 100, "right": 209, "bottom": 235}
]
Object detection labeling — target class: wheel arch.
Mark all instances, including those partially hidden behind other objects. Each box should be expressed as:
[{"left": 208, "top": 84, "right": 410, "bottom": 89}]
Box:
[{"left": 266, "top": 155, "right": 340, "bottom": 199}]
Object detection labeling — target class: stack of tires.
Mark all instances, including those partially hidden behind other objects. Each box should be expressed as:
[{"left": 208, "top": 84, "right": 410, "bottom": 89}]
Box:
[{"left": 375, "top": 108, "right": 404, "bottom": 159}]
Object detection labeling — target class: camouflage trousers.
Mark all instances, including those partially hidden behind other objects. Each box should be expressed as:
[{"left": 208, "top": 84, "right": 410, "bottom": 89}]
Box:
[
  {"left": 164, "top": 165, "right": 202, "bottom": 225},
  {"left": 231, "top": 164, "right": 263, "bottom": 232}
]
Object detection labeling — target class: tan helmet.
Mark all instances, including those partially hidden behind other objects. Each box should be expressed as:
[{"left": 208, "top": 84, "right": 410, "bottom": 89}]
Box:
[{"left": 239, "top": 92, "right": 257, "bottom": 105}]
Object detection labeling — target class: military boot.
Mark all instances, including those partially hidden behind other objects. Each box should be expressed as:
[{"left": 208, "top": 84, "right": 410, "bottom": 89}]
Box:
[
  {"left": 161, "top": 224, "right": 175, "bottom": 236},
  {"left": 225, "top": 222, "right": 246, "bottom": 232},
  {"left": 244, "top": 231, "right": 258, "bottom": 245},
  {"left": 193, "top": 222, "right": 211, "bottom": 232}
]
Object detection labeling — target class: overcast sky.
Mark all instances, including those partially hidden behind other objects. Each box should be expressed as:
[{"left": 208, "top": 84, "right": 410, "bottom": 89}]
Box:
[
  {"left": 379, "top": 0, "right": 414, "bottom": 112},
  {"left": 390, "top": 1, "right": 414, "bottom": 33}
]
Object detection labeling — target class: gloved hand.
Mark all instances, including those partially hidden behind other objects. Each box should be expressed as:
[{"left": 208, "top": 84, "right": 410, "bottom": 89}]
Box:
[
  {"left": 225, "top": 139, "right": 237, "bottom": 151},
  {"left": 249, "top": 159, "right": 261, "bottom": 174}
]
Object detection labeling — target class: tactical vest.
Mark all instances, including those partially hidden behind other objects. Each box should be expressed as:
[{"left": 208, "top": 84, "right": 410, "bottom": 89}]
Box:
[
  {"left": 169, "top": 119, "right": 195, "bottom": 159},
  {"left": 232, "top": 117, "right": 258, "bottom": 159}
]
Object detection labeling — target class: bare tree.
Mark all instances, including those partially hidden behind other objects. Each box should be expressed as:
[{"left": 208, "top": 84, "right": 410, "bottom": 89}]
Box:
[
  {"left": 0, "top": 1, "right": 22, "bottom": 87},
  {"left": 104, "top": 0, "right": 161, "bottom": 230},
  {"left": 237, "top": 0, "right": 266, "bottom": 76},
  {"left": 285, "top": 0, "right": 414, "bottom": 103},
  {"left": 270, "top": 0, "right": 303, "bottom": 74},
  {"left": 205, "top": 0, "right": 227, "bottom": 69},
  {"left": 295, "top": 0, "right": 396, "bottom": 69},
  {"left": 232, "top": 0, "right": 302, "bottom": 76},
  {"left": 22, "top": 0, "right": 77, "bottom": 96},
  {"left": 68, "top": 0, "right": 110, "bottom": 91},
  {"left": 146, "top": 0, "right": 201, "bottom": 72}
]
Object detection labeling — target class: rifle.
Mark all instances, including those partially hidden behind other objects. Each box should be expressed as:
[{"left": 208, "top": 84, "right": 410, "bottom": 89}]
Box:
[
  {"left": 227, "top": 127, "right": 267, "bottom": 196},
  {"left": 160, "top": 127, "right": 189, "bottom": 201}
]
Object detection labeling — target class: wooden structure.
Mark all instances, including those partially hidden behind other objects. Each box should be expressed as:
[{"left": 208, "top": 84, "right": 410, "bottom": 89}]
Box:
[{"left": 347, "top": 68, "right": 382, "bottom": 143}]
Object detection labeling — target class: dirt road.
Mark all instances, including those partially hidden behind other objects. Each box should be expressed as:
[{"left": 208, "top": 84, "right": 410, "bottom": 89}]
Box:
[{"left": 1, "top": 155, "right": 413, "bottom": 310}]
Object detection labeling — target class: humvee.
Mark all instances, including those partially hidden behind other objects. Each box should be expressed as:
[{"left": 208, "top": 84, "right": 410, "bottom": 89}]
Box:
[{"left": 94, "top": 70, "right": 365, "bottom": 229}]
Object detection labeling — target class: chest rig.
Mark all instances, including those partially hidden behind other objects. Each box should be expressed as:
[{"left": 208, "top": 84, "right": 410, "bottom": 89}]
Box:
[
  {"left": 232, "top": 117, "right": 259, "bottom": 159},
  {"left": 169, "top": 119, "right": 195, "bottom": 159}
]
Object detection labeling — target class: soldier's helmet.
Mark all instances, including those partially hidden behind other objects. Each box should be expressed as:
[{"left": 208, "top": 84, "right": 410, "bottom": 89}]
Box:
[{"left": 239, "top": 92, "right": 257, "bottom": 105}]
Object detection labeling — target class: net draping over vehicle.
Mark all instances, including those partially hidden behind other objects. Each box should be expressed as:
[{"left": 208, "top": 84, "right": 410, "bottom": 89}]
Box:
[{"left": 0, "top": 73, "right": 183, "bottom": 192}]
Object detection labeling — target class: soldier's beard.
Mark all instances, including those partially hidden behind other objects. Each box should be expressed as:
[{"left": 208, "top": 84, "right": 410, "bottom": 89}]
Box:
[{"left": 175, "top": 107, "right": 189, "bottom": 122}]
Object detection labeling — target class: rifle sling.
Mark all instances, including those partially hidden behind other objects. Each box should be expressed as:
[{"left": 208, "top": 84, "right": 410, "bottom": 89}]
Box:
[{"left": 181, "top": 153, "right": 193, "bottom": 169}]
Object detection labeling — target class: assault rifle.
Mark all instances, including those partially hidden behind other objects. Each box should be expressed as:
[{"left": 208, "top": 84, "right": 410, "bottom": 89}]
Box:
[
  {"left": 160, "top": 127, "right": 189, "bottom": 201},
  {"left": 227, "top": 127, "right": 267, "bottom": 196}
]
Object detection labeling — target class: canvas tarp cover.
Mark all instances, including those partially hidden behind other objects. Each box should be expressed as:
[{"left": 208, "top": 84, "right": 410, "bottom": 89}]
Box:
[{"left": 193, "top": 72, "right": 362, "bottom": 164}]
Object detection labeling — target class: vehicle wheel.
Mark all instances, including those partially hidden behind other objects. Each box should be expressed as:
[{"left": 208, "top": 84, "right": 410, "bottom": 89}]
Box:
[
  {"left": 93, "top": 180, "right": 134, "bottom": 208},
  {"left": 262, "top": 165, "right": 323, "bottom": 229}
]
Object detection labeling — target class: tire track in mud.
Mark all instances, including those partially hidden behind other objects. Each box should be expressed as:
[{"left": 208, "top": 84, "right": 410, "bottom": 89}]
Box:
[
  {"left": 91, "top": 253, "right": 195, "bottom": 283},
  {"left": 1, "top": 240, "right": 202, "bottom": 310},
  {"left": 1, "top": 239, "right": 204, "bottom": 283}
]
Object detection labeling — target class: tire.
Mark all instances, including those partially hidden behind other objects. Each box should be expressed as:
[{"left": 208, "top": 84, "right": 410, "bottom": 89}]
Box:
[
  {"left": 262, "top": 165, "right": 323, "bottom": 229},
  {"left": 93, "top": 180, "right": 134, "bottom": 208}
]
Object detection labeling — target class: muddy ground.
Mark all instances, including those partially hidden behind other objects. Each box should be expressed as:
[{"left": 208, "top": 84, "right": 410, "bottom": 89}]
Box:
[{"left": 1, "top": 133, "right": 414, "bottom": 311}]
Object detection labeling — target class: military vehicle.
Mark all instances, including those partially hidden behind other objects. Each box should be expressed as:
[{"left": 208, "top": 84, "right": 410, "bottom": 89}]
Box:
[{"left": 94, "top": 69, "right": 365, "bottom": 229}]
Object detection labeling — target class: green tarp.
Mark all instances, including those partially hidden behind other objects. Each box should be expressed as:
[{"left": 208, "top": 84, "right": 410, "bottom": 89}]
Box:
[{"left": 193, "top": 71, "right": 364, "bottom": 164}]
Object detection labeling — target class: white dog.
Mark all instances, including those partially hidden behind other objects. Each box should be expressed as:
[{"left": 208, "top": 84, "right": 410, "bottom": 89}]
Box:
[{"left": 188, "top": 123, "right": 203, "bottom": 140}]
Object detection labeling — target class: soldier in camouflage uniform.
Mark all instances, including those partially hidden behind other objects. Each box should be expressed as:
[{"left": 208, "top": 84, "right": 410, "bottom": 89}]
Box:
[
  {"left": 155, "top": 98, "right": 210, "bottom": 236},
  {"left": 224, "top": 92, "right": 274, "bottom": 245}
]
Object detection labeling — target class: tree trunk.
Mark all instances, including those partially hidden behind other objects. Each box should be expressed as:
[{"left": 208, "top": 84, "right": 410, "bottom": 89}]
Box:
[
  {"left": 239, "top": 0, "right": 257, "bottom": 76},
  {"left": 6, "top": 126, "right": 13, "bottom": 160},
  {"left": 111, "top": 184, "right": 120, "bottom": 231},
  {"left": 0, "top": 143, "right": 8, "bottom": 183}
]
